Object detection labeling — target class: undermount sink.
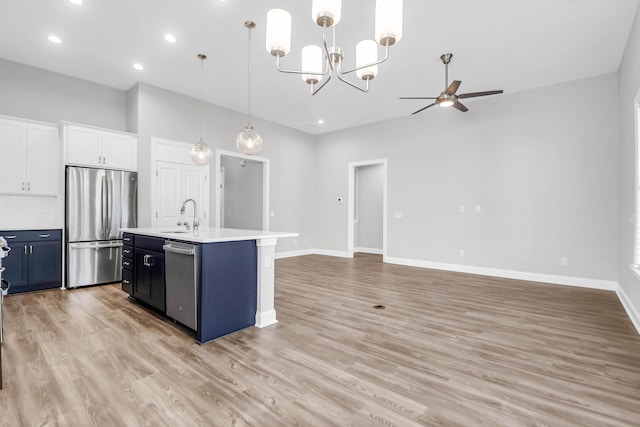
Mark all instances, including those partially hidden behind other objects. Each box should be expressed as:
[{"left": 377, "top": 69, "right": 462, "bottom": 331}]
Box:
[{"left": 161, "top": 230, "right": 191, "bottom": 234}]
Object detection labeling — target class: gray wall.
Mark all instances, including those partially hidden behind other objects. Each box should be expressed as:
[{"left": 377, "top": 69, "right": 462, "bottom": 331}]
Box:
[
  {"left": 0, "top": 58, "right": 127, "bottom": 130},
  {"left": 314, "top": 73, "right": 619, "bottom": 281},
  {"left": 355, "top": 164, "right": 384, "bottom": 251},
  {"left": 221, "top": 156, "right": 263, "bottom": 230},
  {"left": 134, "top": 83, "right": 316, "bottom": 253},
  {"left": 618, "top": 6, "right": 640, "bottom": 315}
]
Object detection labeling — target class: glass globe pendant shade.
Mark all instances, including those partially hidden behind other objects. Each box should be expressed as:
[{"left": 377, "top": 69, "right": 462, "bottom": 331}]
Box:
[
  {"left": 190, "top": 138, "right": 213, "bottom": 165},
  {"left": 236, "top": 126, "right": 263, "bottom": 155}
]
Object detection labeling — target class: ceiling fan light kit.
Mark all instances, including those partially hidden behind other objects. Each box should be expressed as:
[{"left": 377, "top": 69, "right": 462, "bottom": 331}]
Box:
[
  {"left": 265, "top": 0, "right": 403, "bottom": 95},
  {"left": 400, "top": 53, "right": 503, "bottom": 115}
]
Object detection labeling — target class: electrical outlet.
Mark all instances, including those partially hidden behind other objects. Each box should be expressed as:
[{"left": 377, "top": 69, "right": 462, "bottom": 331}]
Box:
[
  {"left": 394, "top": 212, "right": 403, "bottom": 219},
  {"left": 459, "top": 249, "right": 465, "bottom": 257},
  {"left": 561, "top": 257, "right": 568, "bottom": 266},
  {"left": 459, "top": 205, "right": 465, "bottom": 213},
  {"left": 475, "top": 205, "right": 482, "bottom": 213}
]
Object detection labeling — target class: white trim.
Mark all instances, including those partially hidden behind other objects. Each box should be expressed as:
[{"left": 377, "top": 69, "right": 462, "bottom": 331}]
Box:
[
  {"left": 314, "top": 249, "right": 352, "bottom": 258},
  {"left": 384, "top": 256, "right": 618, "bottom": 291},
  {"left": 215, "top": 149, "right": 270, "bottom": 231},
  {"left": 354, "top": 247, "right": 383, "bottom": 255},
  {"left": 275, "top": 249, "right": 315, "bottom": 259},
  {"left": 255, "top": 309, "right": 278, "bottom": 328},
  {"left": 347, "top": 159, "right": 388, "bottom": 259},
  {"left": 616, "top": 284, "right": 640, "bottom": 335}
]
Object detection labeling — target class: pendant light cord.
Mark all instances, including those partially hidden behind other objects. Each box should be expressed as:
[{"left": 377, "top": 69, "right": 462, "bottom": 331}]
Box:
[
  {"left": 247, "top": 24, "right": 253, "bottom": 127},
  {"left": 200, "top": 55, "right": 204, "bottom": 141}
]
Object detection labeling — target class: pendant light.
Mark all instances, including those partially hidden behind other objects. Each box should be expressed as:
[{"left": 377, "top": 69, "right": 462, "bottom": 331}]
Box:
[
  {"left": 190, "top": 53, "right": 214, "bottom": 165},
  {"left": 236, "top": 21, "right": 263, "bottom": 155}
]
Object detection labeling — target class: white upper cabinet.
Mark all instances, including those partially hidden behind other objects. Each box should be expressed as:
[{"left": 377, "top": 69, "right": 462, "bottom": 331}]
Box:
[
  {"left": 64, "top": 123, "right": 137, "bottom": 171},
  {"left": 0, "top": 117, "right": 60, "bottom": 196}
]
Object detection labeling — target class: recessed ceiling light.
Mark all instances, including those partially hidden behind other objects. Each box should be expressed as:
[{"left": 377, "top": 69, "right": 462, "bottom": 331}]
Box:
[
  {"left": 48, "top": 35, "right": 62, "bottom": 44},
  {"left": 317, "top": 119, "right": 325, "bottom": 124},
  {"left": 132, "top": 63, "right": 144, "bottom": 71},
  {"left": 69, "top": 0, "right": 83, "bottom": 5},
  {"left": 164, "top": 34, "right": 177, "bottom": 43}
]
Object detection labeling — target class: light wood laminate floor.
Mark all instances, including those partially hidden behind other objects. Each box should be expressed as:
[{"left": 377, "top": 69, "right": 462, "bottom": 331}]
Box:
[{"left": 1, "top": 254, "right": 639, "bottom": 426}]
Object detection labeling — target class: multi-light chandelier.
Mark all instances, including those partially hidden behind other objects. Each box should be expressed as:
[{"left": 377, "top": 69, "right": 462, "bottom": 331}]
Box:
[{"left": 265, "top": 0, "right": 403, "bottom": 95}]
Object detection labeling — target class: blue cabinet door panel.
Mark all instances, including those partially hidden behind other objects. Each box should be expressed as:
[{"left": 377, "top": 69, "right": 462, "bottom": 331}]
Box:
[{"left": 197, "top": 240, "right": 257, "bottom": 344}]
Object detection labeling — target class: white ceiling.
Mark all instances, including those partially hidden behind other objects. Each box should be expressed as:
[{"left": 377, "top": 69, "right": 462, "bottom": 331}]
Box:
[{"left": 1, "top": 0, "right": 638, "bottom": 135}]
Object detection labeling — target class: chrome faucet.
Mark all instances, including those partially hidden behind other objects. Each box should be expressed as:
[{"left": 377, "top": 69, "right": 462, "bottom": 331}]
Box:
[{"left": 179, "top": 198, "right": 199, "bottom": 231}]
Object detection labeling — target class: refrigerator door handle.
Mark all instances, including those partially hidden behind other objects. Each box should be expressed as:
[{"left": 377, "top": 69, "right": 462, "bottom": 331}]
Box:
[
  {"left": 69, "top": 241, "right": 124, "bottom": 250},
  {"left": 105, "top": 174, "right": 112, "bottom": 238},
  {"left": 101, "top": 175, "right": 107, "bottom": 240}
]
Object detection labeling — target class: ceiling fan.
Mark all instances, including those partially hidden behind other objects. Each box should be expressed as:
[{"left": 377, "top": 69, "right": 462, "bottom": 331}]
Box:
[{"left": 400, "top": 53, "right": 503, "bottom": 114}]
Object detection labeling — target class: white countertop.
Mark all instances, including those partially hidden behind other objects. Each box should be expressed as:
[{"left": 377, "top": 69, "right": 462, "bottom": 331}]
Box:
[{"left": 120, "top": 227, "right": 298, "bottom": 244}]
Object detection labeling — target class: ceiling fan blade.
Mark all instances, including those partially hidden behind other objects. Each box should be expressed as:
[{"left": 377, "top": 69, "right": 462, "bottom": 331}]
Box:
[
  {"left": 412, "top": 103, "right": 437, "bottom": 115},
  {"left": 452, "top": 102, "right": 468, "bottom": 112},
  {"left": 399, "top": 96, "right": 438, "bottom": 100},
  {"left": 446, "top": 80, "right": 461, "bottom": 95},
  {"left": 458, "top": 90, "right": 503, "bottom": 99}
]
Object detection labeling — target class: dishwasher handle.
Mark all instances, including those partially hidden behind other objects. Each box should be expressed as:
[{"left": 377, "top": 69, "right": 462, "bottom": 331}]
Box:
[{"left": 163, "top": 244, "right": 196, "bottom": 256}]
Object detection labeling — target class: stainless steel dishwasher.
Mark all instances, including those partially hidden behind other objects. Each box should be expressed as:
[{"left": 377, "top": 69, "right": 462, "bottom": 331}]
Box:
[{"left": 163, "top": 241, "right": 198, "bottom": 330}]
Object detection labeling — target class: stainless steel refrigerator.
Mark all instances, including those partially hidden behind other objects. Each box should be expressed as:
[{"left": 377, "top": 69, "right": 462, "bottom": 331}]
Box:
[{"left": 66, "top": 166, "right": 137, "bottom": 288}]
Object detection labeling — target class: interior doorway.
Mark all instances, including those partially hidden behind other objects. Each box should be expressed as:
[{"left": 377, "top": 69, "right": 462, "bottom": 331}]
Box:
[
  {"left": 348, "top": 159, "right": 387, "bottom": 258},
  {"left": 215, "top": 150, "right": 270, "bottom": 231}
]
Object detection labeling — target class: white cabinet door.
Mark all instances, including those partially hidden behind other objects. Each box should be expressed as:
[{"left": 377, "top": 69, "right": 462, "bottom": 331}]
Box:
[
  {"left": 26, "top": 123, "right": 60, "bottom": 196},
  {"left": 155, "top": 161, "right": 182, "bottom": 227},
  {"left": 0, "top": 118, "right": 27, "bottom": 194},
  {"left": 66, "top": 125, "right": 102, "bottom": 167},
  {"left": 102, "top": 131, "right": 137, "bottom": 171}
]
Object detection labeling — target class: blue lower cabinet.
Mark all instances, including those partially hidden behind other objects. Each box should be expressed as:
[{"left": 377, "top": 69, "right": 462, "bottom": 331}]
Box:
[
  {"left": 0, "top": 229, "right": 62, "bottom": 294},
  {"left": 132, "top": 235, "right": 166, "bottom": 313},
  {"left": 197, "top": 240, "right": 257, "bottom": 344}
]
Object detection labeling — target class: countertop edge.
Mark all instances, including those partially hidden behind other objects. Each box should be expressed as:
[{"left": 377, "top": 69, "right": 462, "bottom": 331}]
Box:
[{"left": 120, "top": 227, "right": 298, "bottom": 244}]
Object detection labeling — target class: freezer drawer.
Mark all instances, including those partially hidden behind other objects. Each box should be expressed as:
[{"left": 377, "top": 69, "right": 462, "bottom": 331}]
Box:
[{"left": 67, "top": 241, "right": 122, "bottom": 288}]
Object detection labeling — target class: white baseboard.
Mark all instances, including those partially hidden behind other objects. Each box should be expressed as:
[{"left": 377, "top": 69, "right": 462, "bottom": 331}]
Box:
[
  {"left": 384, "top": 256, "right": 618, "bottom": 291},
  {"left": 275, "top": 248, "right": 351, "bottom": 259},
  {"left": 354, "top": 247, "right": 383, "bottom": 255},
  {"left": 275, "top": 249, "right": 315, "bottom": 259},
  {"left": 255, "top": 309, "right": 278, "bottom": 328},
  {"left": 616, "top": 284, "right": 640, "bottom": 335},
  {"left": 313, "top": 249, "right": 352, "bottom": 258},
  {"left": 276, "top": 250, "right": 639, "bottom": 335}
]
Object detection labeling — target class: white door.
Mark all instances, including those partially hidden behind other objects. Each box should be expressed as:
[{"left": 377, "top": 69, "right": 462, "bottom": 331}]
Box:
[
  {"left": 155, "top": 161, "right": 182, "bottom": 227},
  {"left": 0, "top": 118, "right": 27, "bottom": 194},
  {"left": 27, "top": 123, "right": 60, "bottom": 196},
  {"left": 182, "top": 164, "right": 209, "bottom": 224},
  {"left": 155, "top": 161, "right": 209, "bottom": 228}
]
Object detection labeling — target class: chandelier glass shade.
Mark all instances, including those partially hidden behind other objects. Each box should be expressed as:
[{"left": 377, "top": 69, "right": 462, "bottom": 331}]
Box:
[
  {"left": 265, "top": 0, "right": 403, "bottom": 95},
  {"left": 190, "top": 54, "right": 213, "bottom": 165}
]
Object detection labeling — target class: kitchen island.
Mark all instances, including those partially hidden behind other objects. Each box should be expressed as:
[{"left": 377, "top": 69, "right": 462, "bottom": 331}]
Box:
[{"left": 120, "top": 227, "right": 297, "bottom": 343}]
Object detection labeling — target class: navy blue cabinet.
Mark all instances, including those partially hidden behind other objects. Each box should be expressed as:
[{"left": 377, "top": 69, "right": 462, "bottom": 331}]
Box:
[
  {"left": 133, "top": 235, "right": 165, "bottom": 312},
  {"left": 0, "top": 229, "right": 62, "bottom": 294},
  {"left": 121, "top": 233, "right": 133, "bottom": 295}
]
